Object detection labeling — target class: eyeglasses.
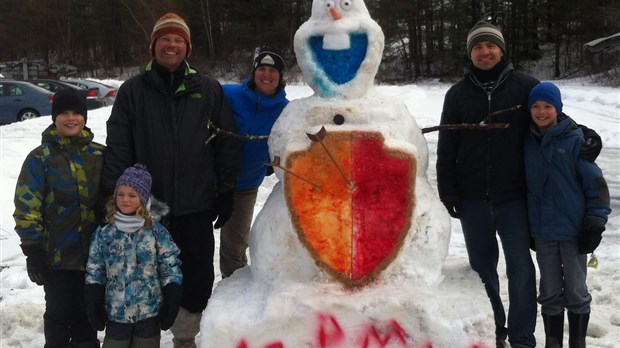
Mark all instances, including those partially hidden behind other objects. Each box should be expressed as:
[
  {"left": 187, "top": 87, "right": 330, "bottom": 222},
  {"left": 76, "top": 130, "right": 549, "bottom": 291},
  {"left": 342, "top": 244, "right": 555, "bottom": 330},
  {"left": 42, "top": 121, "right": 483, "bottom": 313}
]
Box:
[{"left": 159, "top": 36, "right": 186, "bottom": 45}]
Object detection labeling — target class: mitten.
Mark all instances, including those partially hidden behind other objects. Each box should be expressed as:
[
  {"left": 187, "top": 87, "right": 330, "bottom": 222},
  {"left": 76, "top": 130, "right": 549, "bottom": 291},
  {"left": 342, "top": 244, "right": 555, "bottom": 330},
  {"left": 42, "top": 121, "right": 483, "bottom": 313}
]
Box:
[
  {"left": 578, "top": 218, "right": 605, "bottom": 254},
  {"left": 159, "top": 283, "right": 183, "bottom": 331},
  {"left": 212, "top": 191, "right": 234, "bottom": 229},
  {"left": 84, "top": 284, "right": 107, "bottom": 331},
  {"left": 442, "top": 199, "right": 461, "bottom": 219},
  {"left": 579, "top": 127, "right": 602, "bottom": 162},
  {"left": 20, "top": 244, "right": 53, "bottom": 286}
]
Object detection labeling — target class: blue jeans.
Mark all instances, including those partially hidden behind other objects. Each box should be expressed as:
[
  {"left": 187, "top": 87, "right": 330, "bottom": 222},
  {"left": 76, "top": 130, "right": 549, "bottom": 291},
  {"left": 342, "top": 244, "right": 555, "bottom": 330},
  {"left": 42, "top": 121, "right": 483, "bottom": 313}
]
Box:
[{"left": 460, "top": 198, "right": 537, "bottom": 347}]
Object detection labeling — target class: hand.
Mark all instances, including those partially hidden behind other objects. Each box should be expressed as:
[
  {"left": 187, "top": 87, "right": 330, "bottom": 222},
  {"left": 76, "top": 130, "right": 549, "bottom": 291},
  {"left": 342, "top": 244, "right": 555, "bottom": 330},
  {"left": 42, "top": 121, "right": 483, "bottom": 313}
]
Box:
[
  {"left": 442, "top": 200, "right": 461, "bottom": 219},
  {"left": 84, "top": 284, "right": 107, "bottom": 331},
  {"left": 580, "top": 129, "right": 602, "bottom": 162},
  {"left": 212, "top": 191, "right": 234, "bottom": 229},
  {"left": 159, "top": 283, "right": 183, "bottom": 331},
  {"left": 579, "top": 218, "right": 605, "bottom": 254},
  {"left": 20, "top": 245, "right": 53, "bottom": 286}
]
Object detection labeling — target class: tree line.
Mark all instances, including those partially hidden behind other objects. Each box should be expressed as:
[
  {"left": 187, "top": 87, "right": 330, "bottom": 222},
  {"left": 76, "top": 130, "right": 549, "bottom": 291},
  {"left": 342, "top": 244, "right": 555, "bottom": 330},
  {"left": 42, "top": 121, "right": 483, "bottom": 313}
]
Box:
[{"left": 0, "top": 0, "right": 618, "bottom": 81}]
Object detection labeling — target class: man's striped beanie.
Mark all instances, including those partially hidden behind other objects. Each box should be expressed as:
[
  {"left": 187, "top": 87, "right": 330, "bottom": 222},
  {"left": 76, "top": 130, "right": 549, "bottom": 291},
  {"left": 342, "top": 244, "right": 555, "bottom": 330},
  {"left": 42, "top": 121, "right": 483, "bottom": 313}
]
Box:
[
  {"left": 150, "top": 12, "right": 192, "bottom": 57},
  {"left": 466, "top": 21, "right": 506, "bottom": 55}
]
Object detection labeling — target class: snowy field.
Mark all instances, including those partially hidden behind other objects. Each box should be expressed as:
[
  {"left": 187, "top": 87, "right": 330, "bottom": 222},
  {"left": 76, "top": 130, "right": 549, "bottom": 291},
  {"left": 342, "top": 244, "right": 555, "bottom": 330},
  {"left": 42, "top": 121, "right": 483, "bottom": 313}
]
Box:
[{"left": 0, "top": 82, "right": 618, "bottom": 347}]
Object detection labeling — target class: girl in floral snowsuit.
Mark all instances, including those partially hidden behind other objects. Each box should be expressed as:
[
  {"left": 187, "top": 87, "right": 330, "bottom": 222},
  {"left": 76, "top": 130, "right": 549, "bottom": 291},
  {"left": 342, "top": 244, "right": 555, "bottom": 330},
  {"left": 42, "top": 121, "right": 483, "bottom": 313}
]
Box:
[{"left": 85, "top": 164, "right": 182, "bottom": 347}]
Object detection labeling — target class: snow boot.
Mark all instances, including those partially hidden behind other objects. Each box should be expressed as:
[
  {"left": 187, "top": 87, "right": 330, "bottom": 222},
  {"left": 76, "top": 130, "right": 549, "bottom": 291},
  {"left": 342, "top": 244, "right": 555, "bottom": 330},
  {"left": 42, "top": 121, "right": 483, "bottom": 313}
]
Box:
[
  {"left": 70, "top": 340, "right": 100, "bottom": 348},
  {"left": 567, "top": 311, "right": 589, "bottom": 348},
  {"left": 542, "top": 312, "right": 564, "bottom": 348},
  {"left": 170, "top": 307, "right": 201, "bottom": 348}
]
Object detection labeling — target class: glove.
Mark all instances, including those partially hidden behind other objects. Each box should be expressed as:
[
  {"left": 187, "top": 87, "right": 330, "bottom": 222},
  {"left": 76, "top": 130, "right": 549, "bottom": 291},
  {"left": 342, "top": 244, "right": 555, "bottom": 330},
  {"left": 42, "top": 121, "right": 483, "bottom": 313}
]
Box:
[
  {"left": 578, "top": 218, "right": 605, "bottom": 254},
  {"left": 442, "top": 199, "right": 461, "bottom": 219},
  {"left": 265, "top": 165, "right": 274, "bottom": 177},
  {"left": 579, "top": 127, "right": 602, "bottom": 162},
  {"left": 21, "top": 245, "right": 53, "bottom": 286},
  {"left": 84, "top": 284, "right": 107, "bottom": 331},
  {"left": 159, "top": 283, "right": 183, "bottom": 331},
  {"left": 212, "top": 191, "right": 234, "bottom": 229}
]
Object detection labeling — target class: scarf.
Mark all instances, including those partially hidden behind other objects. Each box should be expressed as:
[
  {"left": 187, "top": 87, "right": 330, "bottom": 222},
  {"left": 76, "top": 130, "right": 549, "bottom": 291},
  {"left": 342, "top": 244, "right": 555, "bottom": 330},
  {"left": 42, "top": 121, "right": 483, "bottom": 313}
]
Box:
[{"left": 114, "top": 212, "right": 145, "bottom": 233}]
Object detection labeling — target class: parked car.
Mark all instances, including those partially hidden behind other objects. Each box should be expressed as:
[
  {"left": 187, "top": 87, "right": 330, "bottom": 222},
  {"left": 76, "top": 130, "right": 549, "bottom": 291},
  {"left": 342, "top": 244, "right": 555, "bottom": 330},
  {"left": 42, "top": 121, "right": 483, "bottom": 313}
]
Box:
[
  {"left": 27, "top": 79, "right": 104, "bottom": 110},
  {"left": 63, "top": 79, "right": 117, "bottom": 106},
  {"left": 0, "top": 80, "right": 53, "bottom": 124}
]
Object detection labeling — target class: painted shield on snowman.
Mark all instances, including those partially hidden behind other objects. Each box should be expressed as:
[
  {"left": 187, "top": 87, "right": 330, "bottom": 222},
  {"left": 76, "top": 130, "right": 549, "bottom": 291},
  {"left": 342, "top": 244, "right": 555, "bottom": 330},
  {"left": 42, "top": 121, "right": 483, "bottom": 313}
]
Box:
[{"left": 284, "top": 130, "right": 416, "bottom": 287}]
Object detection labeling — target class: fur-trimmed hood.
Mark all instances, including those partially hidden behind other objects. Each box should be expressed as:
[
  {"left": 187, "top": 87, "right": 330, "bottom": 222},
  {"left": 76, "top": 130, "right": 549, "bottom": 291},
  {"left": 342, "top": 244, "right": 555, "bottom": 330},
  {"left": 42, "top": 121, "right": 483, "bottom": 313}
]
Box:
[{"left": 149, "top": 196, "right": 170, "bottom": 222}]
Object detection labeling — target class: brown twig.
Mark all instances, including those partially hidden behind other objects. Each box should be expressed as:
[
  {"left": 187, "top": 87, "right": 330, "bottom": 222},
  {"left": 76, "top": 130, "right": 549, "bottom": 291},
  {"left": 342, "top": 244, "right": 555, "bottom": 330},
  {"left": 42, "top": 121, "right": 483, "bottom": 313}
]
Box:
[
  {"left": 268, "top": 156, "right": 322, "bottom": 190},
  {"left": 421, "top": 123, "right": 510, "bottom": 134},
  {"left": 205, "top": 120, "right": 269, "bottom": 144},
  {"left": 307, "top": 127, "right": 355, "bottom": 190}
]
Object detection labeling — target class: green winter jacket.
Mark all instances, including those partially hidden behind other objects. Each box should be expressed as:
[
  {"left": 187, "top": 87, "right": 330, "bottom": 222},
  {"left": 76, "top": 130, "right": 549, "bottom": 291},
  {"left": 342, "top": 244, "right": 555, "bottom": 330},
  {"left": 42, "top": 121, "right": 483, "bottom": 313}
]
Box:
[{"left": 14, "top": 124, "right": 106, "bottom": 271}]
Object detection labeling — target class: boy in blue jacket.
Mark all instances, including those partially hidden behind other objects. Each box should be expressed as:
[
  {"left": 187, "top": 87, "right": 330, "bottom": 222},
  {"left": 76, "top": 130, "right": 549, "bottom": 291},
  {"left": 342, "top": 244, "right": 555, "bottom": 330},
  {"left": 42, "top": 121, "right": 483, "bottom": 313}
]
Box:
[{"left": 524, "top": 82, "right": 611, "bottom": 348}]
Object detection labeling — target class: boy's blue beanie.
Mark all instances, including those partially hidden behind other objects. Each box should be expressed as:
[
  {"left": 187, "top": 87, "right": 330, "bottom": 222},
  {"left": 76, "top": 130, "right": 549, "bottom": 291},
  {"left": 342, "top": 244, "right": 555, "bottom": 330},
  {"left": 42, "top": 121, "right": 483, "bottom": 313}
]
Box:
[{"left": 528, "top": 82, "right": 563, "bottom": 113}]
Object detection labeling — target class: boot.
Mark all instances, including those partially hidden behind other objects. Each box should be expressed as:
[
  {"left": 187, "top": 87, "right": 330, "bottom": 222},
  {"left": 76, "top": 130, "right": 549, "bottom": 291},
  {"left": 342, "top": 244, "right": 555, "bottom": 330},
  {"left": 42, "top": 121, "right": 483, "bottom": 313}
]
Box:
[
  {"left": 170, "top": 307, "right": 201, "bottom": 348},
  {"left": 542, "top": 312, "right": 564, "bottom": 348},
  {"left": 567, "top": 311, "right": 589, "bottom": 348}
]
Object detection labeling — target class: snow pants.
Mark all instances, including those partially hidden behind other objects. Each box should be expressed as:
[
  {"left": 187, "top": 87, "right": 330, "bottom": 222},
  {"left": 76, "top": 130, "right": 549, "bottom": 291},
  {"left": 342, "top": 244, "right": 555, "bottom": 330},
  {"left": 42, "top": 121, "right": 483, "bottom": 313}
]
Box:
[
  {"left": 219, "top": 188, "right": 258, "bottom": 278},
  {"left": 43, "top": 271, "right": 98, "bottom": 348},
  {"left": 460, "top": 198, "right": 537, "bottom": 348},
  {"left": 166, "top": 210, "right": 215, "bottom": 313},
  {"left": 103, "top": 317, "right": 160, "bottom": 348},
  {"left": 535, "top": 239, "right": 591, "bottom": 316}
]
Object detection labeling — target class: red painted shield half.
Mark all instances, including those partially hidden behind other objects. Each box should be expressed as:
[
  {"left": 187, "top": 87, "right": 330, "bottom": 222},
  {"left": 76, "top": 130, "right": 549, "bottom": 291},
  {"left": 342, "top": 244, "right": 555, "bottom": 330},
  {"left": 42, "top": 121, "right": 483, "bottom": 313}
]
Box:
[{"left": 284, "top": 131, "right": 416, "bottom": 286}]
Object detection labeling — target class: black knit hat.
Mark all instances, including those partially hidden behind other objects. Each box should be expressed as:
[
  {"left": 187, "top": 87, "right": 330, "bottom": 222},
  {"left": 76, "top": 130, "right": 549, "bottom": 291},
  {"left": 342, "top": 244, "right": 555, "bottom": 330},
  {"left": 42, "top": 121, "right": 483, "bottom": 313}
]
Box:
[
  {"left": 253, "top": 46, "right": 285, "bottom": 77},
  {"left": 52, "top": 88, "right": 88, "bottom": 123},
  {"left": 467, "top": 21, "right": 506, "bottom": 55}
]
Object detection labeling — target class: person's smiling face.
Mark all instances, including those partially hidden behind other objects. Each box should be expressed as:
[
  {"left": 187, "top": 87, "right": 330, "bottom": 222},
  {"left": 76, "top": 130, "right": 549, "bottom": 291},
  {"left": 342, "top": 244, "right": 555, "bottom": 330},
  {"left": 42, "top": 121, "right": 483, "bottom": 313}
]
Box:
[
  {"left": 54, "top": 111, "right": 85, "bottom": 137},
  {"left": 254, "top": 66, "right": 280, "bottom": 96},
  {"left": 470, "top": 41, "right": 504, "bottom": 70},
  {"left": 154, "top": 34, "right": 188, "bottom": 71}
]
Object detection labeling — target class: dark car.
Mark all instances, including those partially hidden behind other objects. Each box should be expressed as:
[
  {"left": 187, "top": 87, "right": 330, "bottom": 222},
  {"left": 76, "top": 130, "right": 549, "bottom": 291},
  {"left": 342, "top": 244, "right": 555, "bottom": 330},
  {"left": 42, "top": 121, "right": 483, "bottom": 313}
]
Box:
[
  {"left": 28, "top": 79, "right": 104, "bottom": 110},
  {"left": 63, "top": 79, "right": 117, "bottom": 106},
  {"left": 0, "top": 80, "right": 54, "bottom": 124}
]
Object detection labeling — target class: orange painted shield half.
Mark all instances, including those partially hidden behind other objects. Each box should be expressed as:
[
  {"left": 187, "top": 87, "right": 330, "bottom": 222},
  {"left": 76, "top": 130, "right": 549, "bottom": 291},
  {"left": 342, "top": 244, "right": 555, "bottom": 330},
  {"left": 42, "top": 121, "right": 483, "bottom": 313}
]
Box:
[{"left": 284, "top": 131, "right": 416, "bottom": 286}]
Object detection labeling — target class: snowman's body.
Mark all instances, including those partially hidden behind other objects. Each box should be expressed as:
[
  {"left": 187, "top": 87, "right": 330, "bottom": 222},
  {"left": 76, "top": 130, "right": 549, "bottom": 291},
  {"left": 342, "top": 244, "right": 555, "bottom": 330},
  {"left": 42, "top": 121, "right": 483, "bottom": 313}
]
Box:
[{"left": 201, "top": 1, "right": 494, "bottom": 347}]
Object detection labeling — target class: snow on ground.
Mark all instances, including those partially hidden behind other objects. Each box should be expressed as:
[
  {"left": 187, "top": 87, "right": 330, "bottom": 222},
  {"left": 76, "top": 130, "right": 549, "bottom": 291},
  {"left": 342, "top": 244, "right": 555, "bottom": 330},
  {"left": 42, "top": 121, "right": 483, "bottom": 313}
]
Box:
[{"left": 0, "top": 82, "right": 618, "bottom": 347}]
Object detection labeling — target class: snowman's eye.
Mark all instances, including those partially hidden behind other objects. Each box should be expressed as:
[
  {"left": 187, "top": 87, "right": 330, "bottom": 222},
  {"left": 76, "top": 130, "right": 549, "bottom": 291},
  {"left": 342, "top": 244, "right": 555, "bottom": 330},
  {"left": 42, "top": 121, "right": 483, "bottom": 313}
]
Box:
[
  {"left": 340, "top": 0, "right": 352, "bottom": 10},
  {"left": 333, "top": 114, "right": 345, "bottom": 125},
  {"left": 325, "top": 0, "right": 335, "bottom": 9}
]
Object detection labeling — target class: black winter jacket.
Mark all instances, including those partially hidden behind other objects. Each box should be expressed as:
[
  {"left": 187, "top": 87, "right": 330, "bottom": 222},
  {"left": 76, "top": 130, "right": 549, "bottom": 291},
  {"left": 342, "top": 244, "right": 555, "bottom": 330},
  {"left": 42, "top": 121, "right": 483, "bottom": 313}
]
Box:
[
  {"left": 436, "top": 63, "right": 539, "bottom": 203},
  {"left": 103, "top": 60, "right": 241, "bottom": 216}
]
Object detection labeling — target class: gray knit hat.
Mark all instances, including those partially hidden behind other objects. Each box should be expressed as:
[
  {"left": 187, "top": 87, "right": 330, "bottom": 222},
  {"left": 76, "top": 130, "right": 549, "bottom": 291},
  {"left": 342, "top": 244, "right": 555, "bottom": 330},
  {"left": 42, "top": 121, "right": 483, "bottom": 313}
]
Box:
[
  {"left": 116, "top": 164, "right": 152, "bottom": 205},
  {"left": 467, "top": 21, "right": 506, "bottom": 54}
]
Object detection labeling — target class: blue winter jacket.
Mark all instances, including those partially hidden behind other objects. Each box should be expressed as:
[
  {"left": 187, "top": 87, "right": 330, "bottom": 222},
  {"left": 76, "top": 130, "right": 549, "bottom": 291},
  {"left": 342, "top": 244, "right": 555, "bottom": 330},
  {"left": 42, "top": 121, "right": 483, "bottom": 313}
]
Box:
[
  {"left": 86, "top": 221, "right": 182, "bottom": 323},
  {"left": 223, "top": 79, "right": 288, "bottom": 191},
  {"left": 525, "top": 114, "right": 610, "bottom": 241}
]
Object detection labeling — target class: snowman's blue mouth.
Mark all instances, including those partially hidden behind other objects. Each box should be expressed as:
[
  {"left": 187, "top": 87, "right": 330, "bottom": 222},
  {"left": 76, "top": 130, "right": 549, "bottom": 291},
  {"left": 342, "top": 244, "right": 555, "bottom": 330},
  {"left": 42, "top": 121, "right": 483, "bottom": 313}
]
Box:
[{"left": 309, "top": 33, "right": 368, "bottom": 85}]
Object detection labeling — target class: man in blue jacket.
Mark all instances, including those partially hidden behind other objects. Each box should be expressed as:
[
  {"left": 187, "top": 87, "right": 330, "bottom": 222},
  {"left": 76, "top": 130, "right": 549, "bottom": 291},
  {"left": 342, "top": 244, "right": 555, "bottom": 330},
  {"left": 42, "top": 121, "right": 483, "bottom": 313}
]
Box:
[{"left": 219, "top": 46, "right": 289, "bottom": 278}]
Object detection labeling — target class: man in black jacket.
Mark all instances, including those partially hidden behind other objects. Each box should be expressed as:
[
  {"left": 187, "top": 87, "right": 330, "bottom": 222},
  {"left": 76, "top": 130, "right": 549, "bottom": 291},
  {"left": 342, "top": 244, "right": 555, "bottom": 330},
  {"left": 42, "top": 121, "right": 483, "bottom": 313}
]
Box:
[
  {"left": 436, "top": 21, "right": 601, "bottom": 348},
  {"left": 103, "top": 12, "right": 241, "bottom": 347}
]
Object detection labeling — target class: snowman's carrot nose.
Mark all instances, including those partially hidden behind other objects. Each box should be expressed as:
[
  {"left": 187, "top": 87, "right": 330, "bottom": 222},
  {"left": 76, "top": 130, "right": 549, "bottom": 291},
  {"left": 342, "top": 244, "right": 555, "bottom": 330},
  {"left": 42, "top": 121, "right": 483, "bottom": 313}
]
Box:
[{"left": 330, "top": 7, "right": 342, "bottom": 20}]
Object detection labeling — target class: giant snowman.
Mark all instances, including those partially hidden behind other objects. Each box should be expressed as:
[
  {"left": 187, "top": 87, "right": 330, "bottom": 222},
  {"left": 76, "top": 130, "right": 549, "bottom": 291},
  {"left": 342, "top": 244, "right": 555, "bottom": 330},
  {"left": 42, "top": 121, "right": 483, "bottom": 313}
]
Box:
[{"left": 201, "top": 1, "right": 494, "bottom": 347}]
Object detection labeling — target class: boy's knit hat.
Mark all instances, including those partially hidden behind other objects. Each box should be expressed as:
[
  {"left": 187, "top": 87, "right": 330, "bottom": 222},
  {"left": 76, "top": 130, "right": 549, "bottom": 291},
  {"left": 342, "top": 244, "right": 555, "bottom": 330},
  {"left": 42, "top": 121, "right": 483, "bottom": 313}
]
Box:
[
  {"left": 253, "top": 46, "right": 285, "bottom": 77},
  {"left": 150, "top": 12, "right": 192, "bottom": 57},
  {"left": 528, "top": 82, "right": 563, "bottom": 113},
  {"left": 51, "top": 88, "right": 87, "bottom": 123},
  {"left": 467, "top": 21, "right": 506, "bottom": 55},
  {"left": 116, "top": 164, "right": 152, "bottom": 205}
]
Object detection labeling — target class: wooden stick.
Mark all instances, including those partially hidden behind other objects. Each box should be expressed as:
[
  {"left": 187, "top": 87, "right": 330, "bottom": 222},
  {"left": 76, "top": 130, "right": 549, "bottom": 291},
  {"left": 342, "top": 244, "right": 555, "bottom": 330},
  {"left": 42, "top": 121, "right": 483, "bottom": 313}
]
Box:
[
  {"left": 421, "top": 123, "right": 510, "bottom": 134},
  {"left": 307, "top": 127, "right": 355, "bottom": 190},
  {"left": 269, "top": 156, "right": 322, "bottom": 190}
]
